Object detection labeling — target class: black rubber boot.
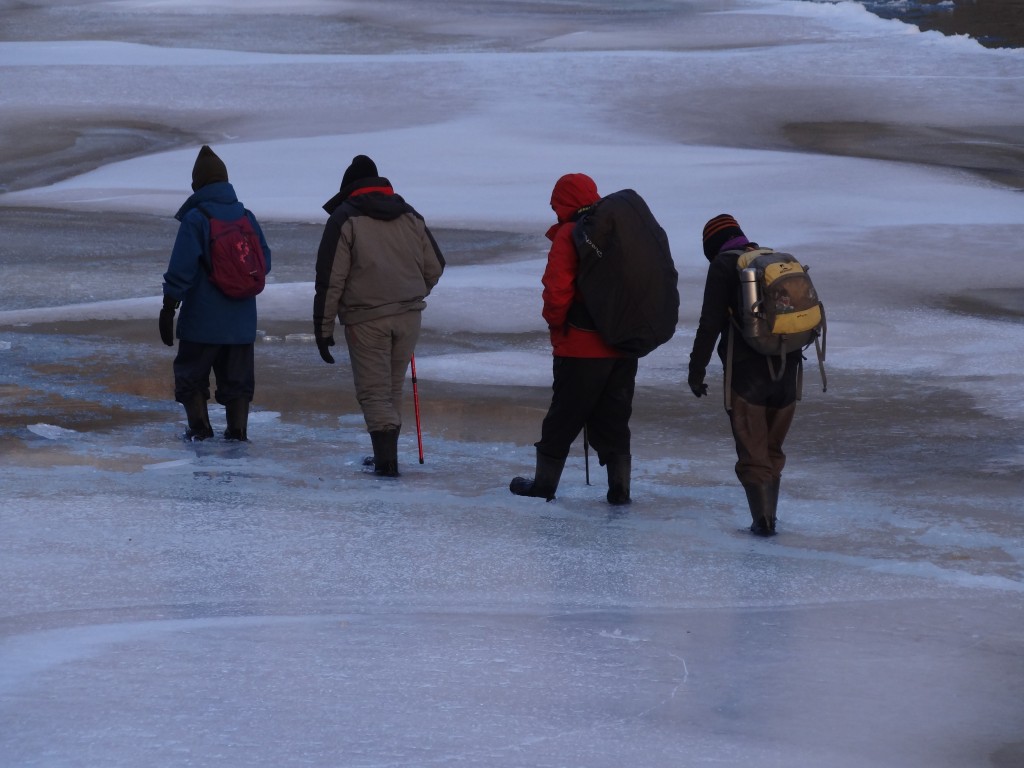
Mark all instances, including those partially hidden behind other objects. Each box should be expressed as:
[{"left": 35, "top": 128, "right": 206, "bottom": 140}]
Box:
[
  {"left": 509, "top": 450, "right": 566, "bottom": 501},
  {"left": 767, "top": 476, "right": 780, "bottom": 534},
  {"left": 369, "top": 427, "right": 400, "bottom": 477},
  {"left": 605, "top": 454, "right": 632, "bottom": 505},
  {"left": 182, "top": 392, "right": 214, "bottom": 442},
  {"left": 223, "top": 400, "right": 249, "bottom": 441},
  {"left": 743, "top": 482, "right": 776, "bottom": 537}
]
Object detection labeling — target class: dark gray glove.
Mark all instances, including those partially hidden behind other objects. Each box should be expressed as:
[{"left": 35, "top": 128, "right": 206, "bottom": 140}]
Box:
[
  {"left": 159, "top": 295, "right": 179, "bottom": 346},
  {"left": 687, "top": 370, "right": 708, "bottom": 398},
  {"left": 316, "top": 336, "right": 335, "bottom": 364}
]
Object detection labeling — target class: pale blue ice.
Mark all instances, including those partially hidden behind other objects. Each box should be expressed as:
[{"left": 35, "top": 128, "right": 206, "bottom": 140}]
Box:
[{"left": 1, "top": 2, "right": 1023, "bottom": 767}]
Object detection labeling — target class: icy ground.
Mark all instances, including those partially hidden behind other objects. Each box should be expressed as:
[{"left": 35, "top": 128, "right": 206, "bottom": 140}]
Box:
[{"left": 2, "top": 1, "right": 1023, "bottom": 766}]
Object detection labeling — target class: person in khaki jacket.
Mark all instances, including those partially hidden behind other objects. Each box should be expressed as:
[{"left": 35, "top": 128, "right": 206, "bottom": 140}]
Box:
[{"left": 313, "top": 155, "right": 445, "bottom": 476}]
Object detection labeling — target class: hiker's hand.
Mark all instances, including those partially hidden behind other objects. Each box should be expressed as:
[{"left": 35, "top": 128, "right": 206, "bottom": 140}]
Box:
[
  {"left": 316, "top": 336, "right": 335, "bottom": 364},
  {"left": 159, "top": 296, "right": 178, "bottom": 346},
  {"left": 687, "top": 372, "right": 707, "bottom": 398}
]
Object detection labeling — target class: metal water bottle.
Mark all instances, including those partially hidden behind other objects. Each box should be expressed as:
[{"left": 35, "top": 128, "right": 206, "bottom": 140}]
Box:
[{"left": 740, "top": 267, "right": 760, "bottom": 335}]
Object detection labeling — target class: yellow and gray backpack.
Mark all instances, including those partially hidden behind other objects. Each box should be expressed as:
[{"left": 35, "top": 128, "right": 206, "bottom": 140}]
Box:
[{"left": 727, "top": 248, "right": 826, "bottom": 398}]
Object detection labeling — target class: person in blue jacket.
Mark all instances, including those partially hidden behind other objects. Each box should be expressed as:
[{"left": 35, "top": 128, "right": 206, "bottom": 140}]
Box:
[{"left": 159, "top": 145, "right": 271, "bottom": 441}]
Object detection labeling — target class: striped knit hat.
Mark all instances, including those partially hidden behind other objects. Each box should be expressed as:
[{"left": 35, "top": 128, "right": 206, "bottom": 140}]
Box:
[{"left": 702, "top": 214, "right": 745, "bottom": 260}]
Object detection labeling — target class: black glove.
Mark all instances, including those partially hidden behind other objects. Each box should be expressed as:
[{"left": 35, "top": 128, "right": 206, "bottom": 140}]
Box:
[
  {"left": 687, "top": 370, "right": 708, "bottom": 398},
  {"left": 316, "top": 336, "right": 336, "bottom": 364},
  {"left": 159, "top": 295, "right": 179, "bottom": 347}
]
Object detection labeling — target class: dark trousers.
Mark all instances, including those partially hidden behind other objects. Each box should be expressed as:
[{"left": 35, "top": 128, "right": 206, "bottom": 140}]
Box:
[
  {"left": 726, "top": 355, "right": 799, "bottom": 486},
  {"left": 173, "top": 340, "right": 255, "bottom": 405},
  {"left": 537, "top": 356, "right": 638, "bottom": 462}
]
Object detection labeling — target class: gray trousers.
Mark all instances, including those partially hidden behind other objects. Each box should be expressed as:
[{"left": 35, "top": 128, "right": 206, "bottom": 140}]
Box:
[{"left": 343, "top": 311, "right": 421, "bottom": 432}]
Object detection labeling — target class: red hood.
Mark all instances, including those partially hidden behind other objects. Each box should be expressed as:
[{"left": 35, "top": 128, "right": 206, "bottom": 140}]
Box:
[{"left": 550, "top": 173, "right": 599, "bottom": 223}]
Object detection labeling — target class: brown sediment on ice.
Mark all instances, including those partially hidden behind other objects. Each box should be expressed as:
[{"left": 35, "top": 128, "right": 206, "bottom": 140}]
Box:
[
  {"left": 0, "top": 118, "right": 201, "bottom": 194},
  {"left": 782, "top": 121, "right": 1024, "bottom": 191},
  {"left": 2, "top": 313, "right": 1022, "bottom": 521},
  {"left": 943, "top": 289, "right": 1024, "bottom": 321},
  {"left": 3, "top": 113, "right": 1021, "bottom": 206},
  {"left": 0, "top": 317, "right": 552, "bottom": 451}
]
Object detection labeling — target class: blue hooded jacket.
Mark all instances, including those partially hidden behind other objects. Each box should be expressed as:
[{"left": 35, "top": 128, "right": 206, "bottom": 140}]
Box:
[{"left": 163, "top": 181, "right": 271, "bottom": 344}]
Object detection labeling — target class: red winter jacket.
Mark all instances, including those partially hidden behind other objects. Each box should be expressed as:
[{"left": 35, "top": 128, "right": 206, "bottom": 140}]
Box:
[{"left": 542, "top": 174, "right": 625, "bottom": 358}]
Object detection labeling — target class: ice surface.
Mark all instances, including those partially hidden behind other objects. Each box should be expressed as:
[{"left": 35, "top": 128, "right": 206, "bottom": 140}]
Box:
[{"left": 1, "top": 1, "right": 1023, "bottom": 767}]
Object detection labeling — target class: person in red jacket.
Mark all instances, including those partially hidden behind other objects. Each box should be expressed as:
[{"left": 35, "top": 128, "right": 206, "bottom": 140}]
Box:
[{"left": 509, "top": 173, "right": 636, "bottom": 504}]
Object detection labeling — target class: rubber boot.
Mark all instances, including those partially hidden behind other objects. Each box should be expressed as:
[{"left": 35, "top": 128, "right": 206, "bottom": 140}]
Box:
[
  {"left": 767, "top": 476, "right": 780, "bottom": 534},
  {"left": 369, "top": 427, "right": 400, "bottom": 477},
  {"left": 223, "top": 399, "right": 249, "bottom": 441},
  {"left": 605, "top": 454, "right": 632, "bottom": 505},
  {"left": 364, "top": 426, "right": 400, "bottom": 471},
  {"left": 509, "top": 450, "right": 566, "bottom": 501},
  {"left": 182, "top": 392, "right": 214, "bottom": 442},
  {"left": 743, "top": 482, "right": 776, "bottom": 537}
]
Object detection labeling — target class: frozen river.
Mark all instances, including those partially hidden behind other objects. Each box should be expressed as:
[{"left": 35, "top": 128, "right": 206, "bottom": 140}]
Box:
[{"left": 1, "top": 1, "right": 1023, "bottom": 766}]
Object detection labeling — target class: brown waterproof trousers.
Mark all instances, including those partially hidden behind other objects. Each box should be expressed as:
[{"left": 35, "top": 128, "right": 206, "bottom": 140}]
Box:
[
  {"left": 728, "top": 394, "right": 796, "bottom": 486},
  {"left": 725, "top": 352, "right": 800, "bottom": 486}
]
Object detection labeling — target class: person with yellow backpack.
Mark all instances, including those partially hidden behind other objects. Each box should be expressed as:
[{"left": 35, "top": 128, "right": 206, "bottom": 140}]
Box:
[{"left": 686, "top": 214, "right": 825, "bottom": 536}]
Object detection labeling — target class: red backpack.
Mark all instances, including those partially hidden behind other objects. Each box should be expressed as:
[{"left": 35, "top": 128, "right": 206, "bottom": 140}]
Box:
[{"left": 198, "top": 206, "right": 267, "bottom": 299}]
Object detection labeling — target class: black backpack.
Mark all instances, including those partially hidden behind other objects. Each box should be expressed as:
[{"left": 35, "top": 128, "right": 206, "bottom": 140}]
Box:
[{"left": 571, "top": 189, "right": 679, "bottom": 357}]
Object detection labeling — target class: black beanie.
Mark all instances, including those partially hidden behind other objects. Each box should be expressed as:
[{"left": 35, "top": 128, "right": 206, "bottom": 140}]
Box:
[
  {"left": 702, "top": 213, "right": 745, "bottom": 260},
  {"left": 341, "top": 154, "right": 379, "bottom": 189},
  {"left": 191, "top": 145, "right": 228, "bottom": 192}
]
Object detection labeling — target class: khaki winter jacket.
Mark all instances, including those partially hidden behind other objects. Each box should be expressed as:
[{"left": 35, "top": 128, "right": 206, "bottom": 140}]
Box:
[{"left": 314, "top": 177, "right": 445, "bottom": 339}]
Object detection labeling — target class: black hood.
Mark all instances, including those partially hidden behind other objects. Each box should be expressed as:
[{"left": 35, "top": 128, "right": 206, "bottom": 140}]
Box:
[
  {"left": 323, "top": 176, "right": 391, "bottom": 213},
  {"left": 322, "top": 177, "right": 410, "bottom": 222}
]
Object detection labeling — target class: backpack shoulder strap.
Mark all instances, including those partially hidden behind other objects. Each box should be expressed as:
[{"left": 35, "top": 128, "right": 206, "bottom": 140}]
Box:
[
  {"left": 193, "top": 204, "right": 214, "bottom": 274},
  {"left": 198, "top": 204, "right": 257, "bottom": 224},
  {"left": 815, "top": 307, "right": 828, "bottom": 392},
  {"left": 736, "top": 247, "right": 774, "bottom": 270},
  {"left": 725, "top": 323, "right": 734, "bottom": 412}
]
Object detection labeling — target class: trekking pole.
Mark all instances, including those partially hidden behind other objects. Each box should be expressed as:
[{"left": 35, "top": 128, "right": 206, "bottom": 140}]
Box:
[
  {"left": 410, "top": 354, "right": 424, "bottom": 464},
  {"left": 583, "top": 424, "right": 591, "bottom": 485}
]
